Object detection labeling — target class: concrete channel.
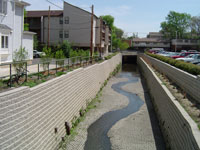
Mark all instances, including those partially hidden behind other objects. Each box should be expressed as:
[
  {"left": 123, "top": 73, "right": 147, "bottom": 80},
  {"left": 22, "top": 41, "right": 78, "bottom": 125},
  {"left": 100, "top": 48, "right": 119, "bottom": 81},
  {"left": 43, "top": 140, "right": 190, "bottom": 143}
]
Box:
[{"left": 83, "top": 55, "right": 166, "bottom": 150}]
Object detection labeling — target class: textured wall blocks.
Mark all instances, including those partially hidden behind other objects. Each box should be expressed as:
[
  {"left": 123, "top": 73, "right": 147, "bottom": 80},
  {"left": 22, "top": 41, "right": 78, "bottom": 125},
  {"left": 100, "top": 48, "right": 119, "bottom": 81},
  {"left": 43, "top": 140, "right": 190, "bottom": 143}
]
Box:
[{"left": 0, "top": 54, "right": 122, "bottom": 150}]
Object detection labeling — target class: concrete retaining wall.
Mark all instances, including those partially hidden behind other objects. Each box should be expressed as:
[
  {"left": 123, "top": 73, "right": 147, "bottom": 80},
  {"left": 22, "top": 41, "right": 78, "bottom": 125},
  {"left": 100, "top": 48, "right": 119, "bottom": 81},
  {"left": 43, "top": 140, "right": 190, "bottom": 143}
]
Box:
[
  {"left": 0, "top": 54, "right": 122, "bottom": 150},
  {"left": 140, "top": 54, "right": 200, "bottom": 103},
  {"left": 138, "top": 57, "right": 200, "bottom": 150}
]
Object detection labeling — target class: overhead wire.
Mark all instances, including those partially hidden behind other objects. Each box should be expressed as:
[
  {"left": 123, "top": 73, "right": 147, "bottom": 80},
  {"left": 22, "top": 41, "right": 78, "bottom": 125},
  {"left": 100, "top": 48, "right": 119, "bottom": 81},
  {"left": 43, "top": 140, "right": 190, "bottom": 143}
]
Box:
[{"left": 46, "top": 0, "right": 63, "bottom": 9}]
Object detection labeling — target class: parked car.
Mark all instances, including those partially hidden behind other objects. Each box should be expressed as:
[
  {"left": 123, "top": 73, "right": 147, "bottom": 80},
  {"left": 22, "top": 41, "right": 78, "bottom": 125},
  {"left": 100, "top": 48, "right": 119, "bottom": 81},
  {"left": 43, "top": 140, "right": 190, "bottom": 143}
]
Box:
[
  {"left": 33, "top": 50, "right": 45, "bottom": 58},
  {"left": 171, "top": 52, "right": 200, "bottom": 59},
  {"left": 191, "top": 55, "right": 200, "bottom": 64},
  {"left": 188, "top": 50, "right": 198, "bottom": 52},
  {"left": 148, "top": 49, "right": 164, "bottom": 54},
  {"left": 159, "top": 52, "right": 180, "bottom": 57},
  {"left": 176, "top": 54, "right": 200, "bottom": 63},
  {"left": 181, "top": 50, "right": 187, "bottom": 53}
]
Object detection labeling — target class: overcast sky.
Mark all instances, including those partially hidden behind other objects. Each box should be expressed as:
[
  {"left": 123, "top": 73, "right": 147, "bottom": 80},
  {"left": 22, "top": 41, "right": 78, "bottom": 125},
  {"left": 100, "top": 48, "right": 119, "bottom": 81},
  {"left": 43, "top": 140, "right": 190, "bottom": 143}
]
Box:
[{"left": 25, "top": 0, "right": 200, "bottom": 37}]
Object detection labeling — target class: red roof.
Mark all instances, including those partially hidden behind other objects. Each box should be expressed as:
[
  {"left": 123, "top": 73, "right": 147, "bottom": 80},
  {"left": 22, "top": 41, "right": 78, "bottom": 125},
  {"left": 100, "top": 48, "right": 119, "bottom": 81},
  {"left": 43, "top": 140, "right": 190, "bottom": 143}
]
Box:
[{"left": 27, "top": 10, "right": 63, "bottom": 18}]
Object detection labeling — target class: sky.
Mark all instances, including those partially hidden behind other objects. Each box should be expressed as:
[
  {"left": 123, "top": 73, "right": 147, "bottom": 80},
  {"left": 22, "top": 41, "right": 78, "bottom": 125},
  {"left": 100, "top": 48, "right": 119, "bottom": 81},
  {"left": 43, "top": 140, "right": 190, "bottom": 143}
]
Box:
[{"left": 25, "top": 0, "right": 200, "bottom": 37}]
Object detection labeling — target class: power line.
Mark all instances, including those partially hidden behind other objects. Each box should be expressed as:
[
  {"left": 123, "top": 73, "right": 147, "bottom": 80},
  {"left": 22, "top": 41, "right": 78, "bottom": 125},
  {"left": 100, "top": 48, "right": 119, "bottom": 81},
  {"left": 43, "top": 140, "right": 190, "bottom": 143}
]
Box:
[
  {"left": 46, "top": 0, "right": 63, "bottom": 9},
  {"left": 46, "top": 0, "right": 92, "bottom": 17}
]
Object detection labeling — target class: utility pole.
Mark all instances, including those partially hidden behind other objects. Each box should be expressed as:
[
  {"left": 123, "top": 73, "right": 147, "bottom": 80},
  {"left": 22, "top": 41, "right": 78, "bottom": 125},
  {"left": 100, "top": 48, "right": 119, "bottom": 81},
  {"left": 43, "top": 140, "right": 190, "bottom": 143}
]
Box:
[
  {"left": 48, "top": 6, "right": 50, "bottom": 48},
  {"left": 99, "top": 17, "right": 102, "bottom": 57},
  {"left": 132, "top": 32, "right": 135, "bottom": 47},
  {"left": 90, "top": 5, "right": 94, "bottom": 58},
  {"left": 175, "top": 31, "right": 177, "bottom": 52}
]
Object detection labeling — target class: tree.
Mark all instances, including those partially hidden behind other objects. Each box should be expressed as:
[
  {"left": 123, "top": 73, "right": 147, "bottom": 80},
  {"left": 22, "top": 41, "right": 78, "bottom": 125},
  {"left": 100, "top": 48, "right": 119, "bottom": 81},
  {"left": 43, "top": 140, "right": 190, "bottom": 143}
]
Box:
[
  {"left": 13, "top": 47, "right": 29, "bottom": 74},
  {"left": 33, "top": 35, "right": 38, "bottom": 50},
  {"left": 160, "top": 11, "right": 191, "bottom": 39},
  {"left": 24, "top": 9, "right": 29, "bottom": 31},
  {"left": 61, "top": 40, "right": 72, "bottom": 58},
  {"left": 119, "top": 41, "right": 129, "bottom": 50},
  {"left": 101, "top": 15, "right": 125, "bottom": 49},
  {"left": 101, "top": 15, "right": 114, "bottom": 29},
  {"left": 114, "top": 27, "right": 124, "bottom": 39},
  {"left": 191, "top": 16, "right": 200, "bottom": 36}
]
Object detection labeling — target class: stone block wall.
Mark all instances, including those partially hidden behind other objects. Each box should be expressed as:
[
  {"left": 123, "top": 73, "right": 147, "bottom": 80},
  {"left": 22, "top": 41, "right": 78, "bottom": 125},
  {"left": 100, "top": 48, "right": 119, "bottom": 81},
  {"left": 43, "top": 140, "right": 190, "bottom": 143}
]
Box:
[
  {"left": 138, "top": 57, "right": 200, "bottom": 150},
  {"left": 0, "top": 54, "right": 122, "bottom": 150},
  {"left": 140, "top": 54, "right": 200, "bottom": 103}
]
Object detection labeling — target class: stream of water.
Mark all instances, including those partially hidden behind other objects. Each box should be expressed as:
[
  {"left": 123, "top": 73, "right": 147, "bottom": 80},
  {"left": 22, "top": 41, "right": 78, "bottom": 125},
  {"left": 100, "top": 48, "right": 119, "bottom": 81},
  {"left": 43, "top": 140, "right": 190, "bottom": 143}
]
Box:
[{"left": 84, "top": 64, "right": 145, "bottom": 150}]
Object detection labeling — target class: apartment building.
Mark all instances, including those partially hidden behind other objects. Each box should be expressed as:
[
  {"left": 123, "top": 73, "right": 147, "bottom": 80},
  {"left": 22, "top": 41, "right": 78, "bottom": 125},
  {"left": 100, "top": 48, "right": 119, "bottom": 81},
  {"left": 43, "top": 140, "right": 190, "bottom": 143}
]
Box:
[
  {"left": 27, "top": 1, "right": 111, "bottom": 55},
  {"left": 0, "top": 0, "right": 35, "bottom": 64},
  {"left": 171, "top": 39, "right": 200, "bottom": 51},
  {"left": 147, "top": 32, "right": 164, "bottom": 39},
  {"left": 132, "top": 38, "right": 170, "bottom": 49},
  {"left": 132, "top": 32, "right": 170, "bottom": 50}
]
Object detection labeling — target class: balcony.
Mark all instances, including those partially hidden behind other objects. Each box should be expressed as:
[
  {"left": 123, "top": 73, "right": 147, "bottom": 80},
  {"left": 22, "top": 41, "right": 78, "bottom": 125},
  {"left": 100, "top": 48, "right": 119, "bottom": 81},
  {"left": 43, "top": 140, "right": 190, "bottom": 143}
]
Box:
[{"left": 172, "top": 39, "right": 200, "bottom": 46}]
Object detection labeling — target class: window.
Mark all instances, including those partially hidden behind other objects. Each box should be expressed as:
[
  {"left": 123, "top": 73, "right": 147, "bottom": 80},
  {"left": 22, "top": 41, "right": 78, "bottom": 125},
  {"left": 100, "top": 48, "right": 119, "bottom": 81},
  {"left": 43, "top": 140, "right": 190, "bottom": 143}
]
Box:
[
  {"left": 1, "top": 35, "right": 8, "bottom": 49},
  {"left": 59, "top": 17, "right": 63, "bottom": 24},
  {"left": 64, "top": 31, "right": 69, "bottom": 38},
  {"left": 65, "top": 17, "right": 69, "bottom": 24},
  {"left": 59, "top": 31, "right": 63, "bottom": 38},
  {"left": 0, "top": 0, "right": 7, "bottom": 15}
]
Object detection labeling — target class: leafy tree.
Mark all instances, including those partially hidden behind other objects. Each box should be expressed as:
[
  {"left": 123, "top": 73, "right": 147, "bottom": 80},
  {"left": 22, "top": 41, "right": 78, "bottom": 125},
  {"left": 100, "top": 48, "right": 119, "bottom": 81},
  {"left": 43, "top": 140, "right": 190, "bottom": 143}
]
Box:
[
  {"left": 33, "top": 35, "right": 38, "bottom": 50},
  {"left": 24, "top": 9, "right": 29, "bottom": 31},
  {"left": 114, "top": 27, "right": 124, "bottom": 39},
  {"left": 61, "top": 40, "right": 72, "bottom": 58},
  {"left": 102, "top": 15, "right": 126, "bottom": 50},
  {"left": 69, "top": 50, "right": 78, "bottom": 65},
  {"left": 160, "top": 11, "right": 191, "bottom": 39},
  {"left": 191, "top": 16, "right": 200, "bottom": 37},
  {"left": 41, "top": 46, "right": 53, "bottom": 71},
  {"left": 55, "top": 50, "right": 65, "bottom": 67},
  {"left": 101, "top": 15, "right": 114, "bottom": 29},
  {"left": 119, "top": 41, "right": 129, "bottom": 50},
  {"left": 13, "top": 47, "right": 29, "bottom": 74}
]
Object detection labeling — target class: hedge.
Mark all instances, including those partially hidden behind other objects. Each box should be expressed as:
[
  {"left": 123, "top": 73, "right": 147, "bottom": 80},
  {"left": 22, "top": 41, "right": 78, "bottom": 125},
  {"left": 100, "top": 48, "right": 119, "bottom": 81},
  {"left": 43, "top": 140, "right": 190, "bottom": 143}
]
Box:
[
  {"left": 104, "top": 52, "right": 119, "bottom": 60},
  {"left": 145, "top": 52, "right": 200, "bottom": 76}
]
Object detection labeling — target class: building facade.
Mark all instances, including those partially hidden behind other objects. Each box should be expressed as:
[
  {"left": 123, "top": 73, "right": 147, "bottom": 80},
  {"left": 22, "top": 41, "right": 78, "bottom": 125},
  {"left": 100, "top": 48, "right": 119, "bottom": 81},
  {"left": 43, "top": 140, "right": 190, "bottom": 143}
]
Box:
[
  {"left": 27, "top": 1, "right": 111, "bottom": 56},
  {"left": 171, "top": 39, "right": 200, "bottom": 51},
  {"left": 0, "top": 0, "right": 35, "bottom": 64},
  {"left": 132, "top": 32, "right": 170, "bottom": 50}
]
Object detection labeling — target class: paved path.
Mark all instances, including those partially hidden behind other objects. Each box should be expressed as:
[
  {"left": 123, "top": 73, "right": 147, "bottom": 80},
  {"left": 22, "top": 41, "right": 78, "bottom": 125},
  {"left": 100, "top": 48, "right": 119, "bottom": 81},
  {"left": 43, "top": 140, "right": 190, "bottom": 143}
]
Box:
[{"left": 64, "top": 72, "right": 165, "bottom": 150}]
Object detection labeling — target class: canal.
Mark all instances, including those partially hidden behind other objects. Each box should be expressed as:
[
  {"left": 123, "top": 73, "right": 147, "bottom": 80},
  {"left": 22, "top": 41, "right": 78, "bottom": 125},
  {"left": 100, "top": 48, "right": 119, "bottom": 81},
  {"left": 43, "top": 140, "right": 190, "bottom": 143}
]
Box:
[{"left": 84, "top": 56, "right": 165, "bottom": 150}]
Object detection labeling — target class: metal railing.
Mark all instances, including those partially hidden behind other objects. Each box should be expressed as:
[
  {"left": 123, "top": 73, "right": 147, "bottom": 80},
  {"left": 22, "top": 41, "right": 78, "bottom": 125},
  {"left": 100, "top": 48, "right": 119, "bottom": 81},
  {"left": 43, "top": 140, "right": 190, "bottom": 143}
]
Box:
[{"left": 0, "top": 55, "right": 101, "bottom": 88}]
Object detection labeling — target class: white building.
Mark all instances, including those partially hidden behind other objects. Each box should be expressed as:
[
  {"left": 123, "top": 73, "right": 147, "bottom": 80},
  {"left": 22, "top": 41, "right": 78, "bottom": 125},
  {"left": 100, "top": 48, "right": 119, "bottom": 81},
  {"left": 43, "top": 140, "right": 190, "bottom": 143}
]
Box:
[{"left": 0, "top": 0, "right": 35, "bottom": 64}]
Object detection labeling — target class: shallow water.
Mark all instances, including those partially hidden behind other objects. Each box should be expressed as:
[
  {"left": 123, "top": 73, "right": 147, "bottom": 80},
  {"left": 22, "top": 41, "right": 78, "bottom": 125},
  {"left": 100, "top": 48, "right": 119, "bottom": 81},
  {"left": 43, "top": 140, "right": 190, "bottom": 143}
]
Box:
[{"left": 84, "top": 64, "right": 144, "bottom": 150}]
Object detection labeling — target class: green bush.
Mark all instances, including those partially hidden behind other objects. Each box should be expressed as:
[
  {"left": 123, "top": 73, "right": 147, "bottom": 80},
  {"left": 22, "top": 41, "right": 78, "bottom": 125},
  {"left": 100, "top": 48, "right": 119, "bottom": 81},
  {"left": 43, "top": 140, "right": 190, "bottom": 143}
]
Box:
[
  {"left": 55, "top": 50, "right": 65, "bottom": 67},
  {"left": 70, "top": 50, "right": 78, "bottom": 64},
  {"left": 41, "top": 46, "right": 53, "bottom": 71},
  {"left": 146, "top": 52, "right": 200, "bottom": 75},
  {"left": 105, "top": 52, "right": 118, "bottom": 60}
]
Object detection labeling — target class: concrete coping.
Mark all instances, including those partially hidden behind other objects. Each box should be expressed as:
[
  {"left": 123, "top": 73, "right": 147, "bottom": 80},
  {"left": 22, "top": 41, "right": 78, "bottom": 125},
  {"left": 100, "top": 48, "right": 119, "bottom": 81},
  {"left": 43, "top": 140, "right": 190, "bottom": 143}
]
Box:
[
  {"left": 145, "top": 54, "right": 197, "bottom": 79},
  {"left": 197, "top": 75, "right": 200, "bottom": 80}
]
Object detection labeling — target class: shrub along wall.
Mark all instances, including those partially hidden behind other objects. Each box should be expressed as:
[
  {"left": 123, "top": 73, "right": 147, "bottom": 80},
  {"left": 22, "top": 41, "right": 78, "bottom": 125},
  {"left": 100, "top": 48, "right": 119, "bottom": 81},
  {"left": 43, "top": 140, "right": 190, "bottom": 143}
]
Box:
[
  {"left": 140, "top": 54, "right": 200, "bottom": 103},
  {"left": 138, "top": 57, "right": 200, "bottom": 150},
  {"left": 0, "top": 54, "right": 122, "bottom": 150},
  {"left": 146, "top": 52, "right": 200, "bottom": 75}
]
